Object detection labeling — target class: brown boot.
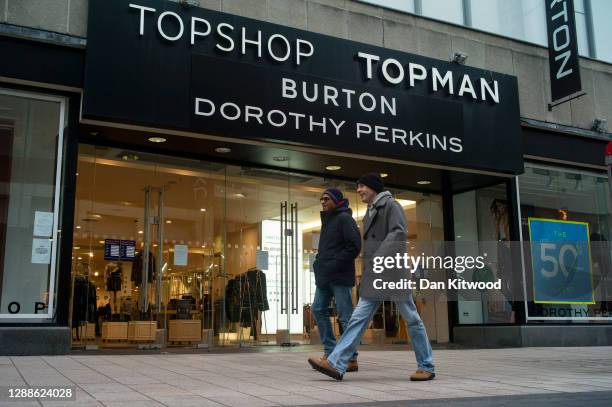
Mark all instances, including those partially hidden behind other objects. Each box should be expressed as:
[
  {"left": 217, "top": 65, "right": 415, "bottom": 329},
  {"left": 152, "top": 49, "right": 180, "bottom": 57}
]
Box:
[
  {"left": 346, "top": 360, "right": 358, "bottom": 372},
  {"left": 308, "top": 357, "right": 343, "bottom": 381},
  {"left": 410, "top": 369, "right": 435, "bottom": 381},
  {"left": 310, "top": 354, "right": 328, "bottom": 369}
]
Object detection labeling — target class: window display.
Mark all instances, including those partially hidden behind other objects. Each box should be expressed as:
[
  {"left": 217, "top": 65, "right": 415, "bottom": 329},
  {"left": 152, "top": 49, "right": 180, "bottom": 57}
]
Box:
[
  {"left": 519, "top": 164, "right": 612, "bottom": 321},
  {"left": 0, "top": 89, "right": 65, "bottom": 320}
]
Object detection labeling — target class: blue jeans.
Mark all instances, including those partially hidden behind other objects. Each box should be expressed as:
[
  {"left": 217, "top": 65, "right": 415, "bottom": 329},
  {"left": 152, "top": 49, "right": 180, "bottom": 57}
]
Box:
[
  {"left": 312, "top": 285, "right": 357, "bottom": 360},
  {"left": 327, "top": 297, "right": 435, "bottom": 374}
]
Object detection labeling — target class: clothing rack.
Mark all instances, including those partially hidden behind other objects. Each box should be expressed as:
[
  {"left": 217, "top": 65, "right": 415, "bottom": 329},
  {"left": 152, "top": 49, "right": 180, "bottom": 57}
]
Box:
[
  {"left": 224, "top": 268, "right": 270, "bottom": 345},
  {"left": 71, "top": 271, "right": 96, "bottom": 343}
]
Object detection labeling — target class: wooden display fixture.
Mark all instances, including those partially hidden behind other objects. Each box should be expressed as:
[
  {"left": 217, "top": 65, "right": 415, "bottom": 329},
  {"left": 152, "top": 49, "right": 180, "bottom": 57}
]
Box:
[
  {"left": 219, "top": 327, "right": 251, "bottom": 343},
  {"left": 128, "top": 321, "right": 157, "bottom": 342},
  {"left": 168, "top": 320, "right": 201, "bottom": 345},
  {"left": 362, "top": 328, "right": 385, "bottom": 345},
  {"left": 72, "top": 323, "right": 95, "bottom": 341},
  {"left": 102, "top": 322, "right": 128, "bottom": 342}
]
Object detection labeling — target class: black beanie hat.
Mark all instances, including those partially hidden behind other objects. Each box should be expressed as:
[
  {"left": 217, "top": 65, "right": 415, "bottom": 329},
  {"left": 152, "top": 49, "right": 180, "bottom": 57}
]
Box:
[
  {"left": 357, "top": 173, "right": 384, "bottom": 193},
  {"left": 322, "top": 187, "right": 344, "bottom": 204}
]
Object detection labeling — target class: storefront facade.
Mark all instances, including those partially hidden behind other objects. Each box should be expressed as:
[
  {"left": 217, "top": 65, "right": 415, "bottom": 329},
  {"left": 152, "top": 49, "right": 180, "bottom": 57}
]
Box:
[{"left": 0, "top": 0, "right": 611, "bottom": 355}]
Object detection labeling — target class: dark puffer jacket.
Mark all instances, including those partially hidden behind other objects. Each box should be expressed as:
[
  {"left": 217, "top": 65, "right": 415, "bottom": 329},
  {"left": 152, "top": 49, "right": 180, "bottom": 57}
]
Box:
[{"left": 313, "top": 200, "right": 362, "bottom": 287}]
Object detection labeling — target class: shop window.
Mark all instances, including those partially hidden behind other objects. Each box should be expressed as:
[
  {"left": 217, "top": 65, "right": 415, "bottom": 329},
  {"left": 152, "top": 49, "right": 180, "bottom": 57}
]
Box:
[
  {"left": 453, "top": 183, "right": 516, "bottom": 324},
  {"left": 590, "top": 0, "right": 612, "bottom": 62},
  {"left": 0, "top": 89, "right": 65, "bottom": 320},
  {"left": 71, "top": 145, "right": 449, "bottom": 347},
  {"left": 519, "top": 164, "right": 612, "bottom": 321},
  {"left": 573, "top": 0, "right": 591, "bottom": 56},
  {"left": 470, "top": 0, "right": 547, "bottom": 46},
  {"left": 359, "top": 0, "right": 415, "bottom": 13},
  {"left": 420, "top": 0, "right": 464, "bottom": 25}
]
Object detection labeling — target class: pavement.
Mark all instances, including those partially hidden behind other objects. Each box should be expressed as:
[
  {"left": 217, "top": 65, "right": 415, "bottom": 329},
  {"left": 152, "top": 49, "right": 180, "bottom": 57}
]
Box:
[{"left": 1, "top": 346, "right": 612, "bottom": 406}]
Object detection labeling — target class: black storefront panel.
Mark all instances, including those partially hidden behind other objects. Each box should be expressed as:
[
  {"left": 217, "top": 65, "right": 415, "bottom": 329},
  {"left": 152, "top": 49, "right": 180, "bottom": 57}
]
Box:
[{"left": 83, "top": 0, "right": 523, "bottom": 174}]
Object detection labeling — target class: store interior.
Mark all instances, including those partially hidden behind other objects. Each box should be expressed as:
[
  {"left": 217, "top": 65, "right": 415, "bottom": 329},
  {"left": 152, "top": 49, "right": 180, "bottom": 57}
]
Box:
[{"left": 70, "top": 144, "right": 448, "bottom": 349}]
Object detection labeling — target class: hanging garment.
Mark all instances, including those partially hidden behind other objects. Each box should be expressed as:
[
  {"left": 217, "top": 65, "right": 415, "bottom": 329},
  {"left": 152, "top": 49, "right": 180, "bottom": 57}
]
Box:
[
  {"left": 246, "top": 268, "right": 269, "bottom": 312},
  {"left": 225, "top": 278, "right": 242, "bottom": 323},
  {"left": 131, "top": 253, "right": 156, "bottom": 286},
  {"left": 106, "top": 267, "right": 122, "bottom": 292},
  {"left": 72, "top": 277, "right": 97, "bottom": 333}
]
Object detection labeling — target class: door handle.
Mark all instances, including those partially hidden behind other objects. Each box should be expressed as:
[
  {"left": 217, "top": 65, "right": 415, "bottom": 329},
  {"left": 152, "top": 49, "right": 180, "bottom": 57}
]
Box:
[
  {"left": 280, "top": 201, "right": 286, "bottom": 314},
  {"left": 292, "top": 202, "right": 299, "bottom": 314}
]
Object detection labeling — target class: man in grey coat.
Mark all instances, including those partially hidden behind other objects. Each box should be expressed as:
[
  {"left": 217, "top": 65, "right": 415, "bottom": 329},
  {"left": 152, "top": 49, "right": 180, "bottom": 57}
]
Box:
[{"left": 308, "top": 173, "right": 435, "bottom": 381}]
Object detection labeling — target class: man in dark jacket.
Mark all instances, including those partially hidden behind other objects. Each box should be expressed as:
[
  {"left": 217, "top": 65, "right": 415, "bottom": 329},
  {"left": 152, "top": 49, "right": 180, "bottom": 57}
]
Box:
[
  {"left": 309, "top": 174, "right": 435, "bottom": 381},
  {"left": 312, "top": 187, "right": 361, "bottom": 371}
]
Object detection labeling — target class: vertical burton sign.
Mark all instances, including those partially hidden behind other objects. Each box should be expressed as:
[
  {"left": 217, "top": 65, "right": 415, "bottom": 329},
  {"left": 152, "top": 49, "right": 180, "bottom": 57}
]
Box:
[{"left": 545, "top": 0, "right": 582, "bottom": 104}]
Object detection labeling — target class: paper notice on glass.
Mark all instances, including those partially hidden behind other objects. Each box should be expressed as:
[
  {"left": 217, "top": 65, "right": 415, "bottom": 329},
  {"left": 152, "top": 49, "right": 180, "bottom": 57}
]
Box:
[
  {"left": 174, "top": 244, "right": 188, "bottom": 266},
  {"left": 31, "top": 238, "right": 52, "bottom": 264},
  {"left": 33, "top": 211, "right": 54, "bottom": 237},
  {"left": 256, "top": 250, "right": 269, "bottom": 270}
]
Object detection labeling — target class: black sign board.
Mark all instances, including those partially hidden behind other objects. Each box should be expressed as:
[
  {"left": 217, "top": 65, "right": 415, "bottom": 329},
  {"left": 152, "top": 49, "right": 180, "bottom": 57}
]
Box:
[
  {"left": 545, "top": 0, "right": 582, "bottom": 104},
  {"left": 104, "top": 239, "right": 136, "bottom": 261},
  {"left": 83, "top": 0, "right": 523, "bottom": 174}
]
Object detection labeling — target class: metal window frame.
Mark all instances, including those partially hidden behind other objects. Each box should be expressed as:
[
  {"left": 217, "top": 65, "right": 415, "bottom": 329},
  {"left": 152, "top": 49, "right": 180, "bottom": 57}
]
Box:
[
  {"left": 584, "top": 0, "right": 597, "bottom": 59},
  {"left": 0, "top": 88, "right": 66, "bottom": 321}
]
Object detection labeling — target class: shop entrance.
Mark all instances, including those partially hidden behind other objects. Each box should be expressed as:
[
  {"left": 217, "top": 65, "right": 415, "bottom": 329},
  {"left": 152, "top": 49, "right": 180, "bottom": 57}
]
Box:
[{"left": 69, "top": 144, "right": 446, "bottom": 349}]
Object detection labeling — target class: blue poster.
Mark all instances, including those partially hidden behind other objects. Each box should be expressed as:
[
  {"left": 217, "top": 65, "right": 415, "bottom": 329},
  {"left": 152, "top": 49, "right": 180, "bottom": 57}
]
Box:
[{"left": 528, "top": 218, "right": 594, "bottom": 304}]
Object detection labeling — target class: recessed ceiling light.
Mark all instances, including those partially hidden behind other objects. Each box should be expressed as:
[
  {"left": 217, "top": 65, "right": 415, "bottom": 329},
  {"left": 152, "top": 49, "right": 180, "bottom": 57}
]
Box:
[
  {"left": 82, "top": 213, "right": 103, "bottom": 222},
  {"left": 215, "top": 147, "right": 232, "bottom": 154},
  {"left": 380, "top": 173, "right": 389, "bottom": 178},
  {"left": 326, "top": 165, "right": 341, "bottom": 171},
  {"left": 76, "top": 225, "right": 81, "bottom": 229},
  {"left": 417, "top": 180, "right": 432, "bottom": 185},
  {"left": 273, "top": 156, "right": 289, "bottom": 162},
  {"left": 99, "top": 240, "right": 104, "bottom": 244},
  {"left": 89, "top": 252, "right": 94, "bottom": 258},
  {"left": 74, "top": 246, "right": 81, "bottom": 250},
  {"left": 201, "top": 245, "right": 206, "bottom": 248},
  {"left": 165, "top": 220, "right": 172, "bottom": 224},
  {"left": 77, "top": 257, "right": 82, "bottom": 260},
  {"left": 94, "top": 271, "right": 99, "bottom": 277},
  {"left": 233, "top": 193, "right": 246, "bottom": 199},
  {"left": 148, "top": 136, "right": 167, "bottom": 143},
  {"left": 138, "top": 230, "right": 143, "bottom": 234},
  {"left": 200, "top": 208, "right": 206, "bottom": 212}
]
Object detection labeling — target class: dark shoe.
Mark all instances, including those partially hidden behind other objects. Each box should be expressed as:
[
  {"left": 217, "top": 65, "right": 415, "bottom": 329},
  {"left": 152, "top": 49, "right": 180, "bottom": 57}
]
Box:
[
  {"left": 308, "top": 357, "right": 343, "bottom": 381},
  {"left": 410, "top": 369, "right": 435, "bottom": 381},
  {"left": 346, "top": 360, "right": 358, "bottom": 372}
]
